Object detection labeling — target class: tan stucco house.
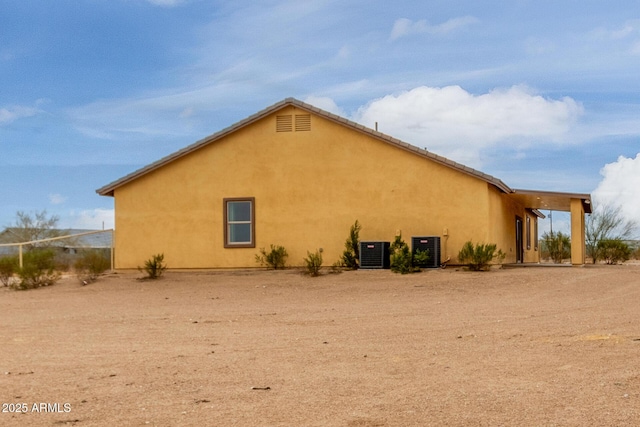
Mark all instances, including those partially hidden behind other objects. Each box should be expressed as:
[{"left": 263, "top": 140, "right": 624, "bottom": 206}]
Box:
[{"left": 97, "top": 98, "right": 592, "bottom": 269}]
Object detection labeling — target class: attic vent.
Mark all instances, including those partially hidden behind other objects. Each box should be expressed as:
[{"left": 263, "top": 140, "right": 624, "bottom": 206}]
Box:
[
  {"left": 276, "top": 115, "right": 293, "bottom": 132},
  {"left": 295, "top": 114, "right": 311, "bottom": 132}
]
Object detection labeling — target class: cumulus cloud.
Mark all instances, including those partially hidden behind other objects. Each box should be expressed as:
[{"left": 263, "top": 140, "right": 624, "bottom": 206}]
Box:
[
  {"left": 303, "top": 96, "right": 346, "bottom": 116},
  {"left": 390, "top": 16, "right": 478, "bottom": 41},
  {"left": 592, "top": 153, "right": 640, "bottom": 223},
  {"left": 351, "top": 85, "right": 583, "bottom": 166},
  {"left": 65, "top": 208, "right": 115, "bottom": 230}
]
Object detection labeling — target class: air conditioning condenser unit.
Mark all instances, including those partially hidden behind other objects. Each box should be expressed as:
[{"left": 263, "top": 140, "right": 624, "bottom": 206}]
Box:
[
  {"left": 359, "top": 241, "right": 390, "bottom": 269},
  {"left": 411, "top": 236, "right": 441, "bottom": 268}
]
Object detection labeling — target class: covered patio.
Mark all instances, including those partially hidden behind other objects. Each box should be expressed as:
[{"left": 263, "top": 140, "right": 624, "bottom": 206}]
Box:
[{"left": 510, "top": 189, "right": 593, "bottom": 265}]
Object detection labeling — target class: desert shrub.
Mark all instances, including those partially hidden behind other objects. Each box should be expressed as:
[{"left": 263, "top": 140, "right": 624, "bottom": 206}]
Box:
[
  {"left": 339, "top": 220, "right": 361, "bottom": 269},
  {"left": 0, "top": 256, "right": 18, "bottom": 287},
  {"left": 412, "top": 249, "right": 431, "bottom": 268},
  {"left": 458, "top": 241, "right": 505, "bottom": 271},
  {"left": 54, "top": 251, "right": 73, "bottom": 273},
  {"left": 329, "top": 262, "right": 344, "bottom": 274},
  {"left": 13, "top": 249, "right": 60, "bottom": 290},
  {"left": 75, "top": 249, "right": 111, "bottom": 284},
  {"left": 139, "top": 253, "right": 167, "bottom": 279},
  {"left": 255, "top": 245, "right": 288, "bottom": 269},
  {"left": 389, "top": 233, "right": 425, "bottom": 274},
  {"left": 303, "top": 249, "right": 323, "bottom": 276},
  {"left": 542, "top": 231, "right": 571, "bottom": 263},
  {"left": 598, "top": 239, "right": 631, "bottom": 265}
]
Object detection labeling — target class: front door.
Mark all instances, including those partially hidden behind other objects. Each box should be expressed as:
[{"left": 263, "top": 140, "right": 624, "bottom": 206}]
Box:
[{"left": 515, "top": 216, "right": 524, "bottom": 263}]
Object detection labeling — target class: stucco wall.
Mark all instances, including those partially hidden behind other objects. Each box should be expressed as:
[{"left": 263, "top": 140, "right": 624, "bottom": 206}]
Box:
[
  {"left": 487, "top": 187, "right": 540, "bottom": 264},
  {"left": 113, "top": 106, "right": 524, "bottom": 268}
]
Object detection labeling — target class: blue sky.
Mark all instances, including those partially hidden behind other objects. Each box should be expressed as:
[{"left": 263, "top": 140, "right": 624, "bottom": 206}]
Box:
[{"left": 2, "top": 0, "right": 640, "bottom": 234}]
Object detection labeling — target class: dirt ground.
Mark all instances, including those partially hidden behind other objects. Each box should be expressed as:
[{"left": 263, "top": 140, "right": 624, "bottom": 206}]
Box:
[{"left": 1, "top": 264, "right": 639, "bottom": 427}]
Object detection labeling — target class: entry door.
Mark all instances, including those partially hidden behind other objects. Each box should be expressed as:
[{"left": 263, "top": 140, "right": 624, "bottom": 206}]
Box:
[{"left": 515, "top": 216, "right": 524, "bottom": 263}]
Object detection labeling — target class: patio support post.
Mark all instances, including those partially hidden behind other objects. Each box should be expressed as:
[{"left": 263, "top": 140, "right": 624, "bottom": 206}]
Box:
[{"left": 570, "top": 198, "right": 586, "bottom": 265}]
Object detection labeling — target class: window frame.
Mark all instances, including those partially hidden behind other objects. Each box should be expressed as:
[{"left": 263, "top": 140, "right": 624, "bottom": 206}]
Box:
[{"left": 223, "top": 197, "right": 255, "bottom": 248}]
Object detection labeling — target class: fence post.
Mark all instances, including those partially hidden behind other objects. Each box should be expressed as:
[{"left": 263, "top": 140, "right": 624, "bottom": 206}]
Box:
[
  {"left": 110, "top": 229, "right": 115, "bottom": 272},
  {"left": 19, "top": 244, "right": 23, "bottom": 269}
]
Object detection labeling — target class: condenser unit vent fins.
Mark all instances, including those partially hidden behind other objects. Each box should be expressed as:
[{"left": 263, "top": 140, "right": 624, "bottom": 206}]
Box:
[
  {"left": 359, "top": 241, "right": 390, "bottom": 269},
  {"left": 276, "top": 115, "right": 293, "bottom": 132},
  {"left": 295, "top": 114, "right": 311, "bottom": 132},
  {"left": 411, "top": 236, "right": 441, "bottom": 268}
]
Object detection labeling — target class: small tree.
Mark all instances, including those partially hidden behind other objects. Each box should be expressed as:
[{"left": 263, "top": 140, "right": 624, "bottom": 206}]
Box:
[
  {"left": 139, "top": 253, "right": 167, "bottom": 279},
  {"left": 255, "top": 245, "right": 288, "bottom": 269},
  {"left": 586, "top": 204, "right": 637, "bottom": 264},
  {"left": 6, "top": 210, "right": 67, "bottom": 251},
  {"left": 542, "top": 231, "right": 571, "bottom": 263},
  {"left": 458, "top": 241, "right": 505, "bottom": 271},
  {"left": 340, "top": 220, "right": 361, "bottom": 269},
  {"left": 303, "top": 249, "right": 323, "bottom": 276}
]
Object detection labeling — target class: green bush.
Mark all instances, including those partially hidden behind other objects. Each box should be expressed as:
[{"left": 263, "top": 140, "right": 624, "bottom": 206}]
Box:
[
  {"left": 13, "top": 249, "right": 60, "bottom": 290},
  {"left": 542, "top": 231, "right": 571, "bottom": 263},
  {"left": 255, "top": 245, "right": 288, "bottom": 269},
  {"left": 389, "top": 233, "right": 426, "bottom": 274},
  {"left": 0, "top": 256, "right": 18, "bottom": 287},
  {"left": 75, "top": 249, "right": 111, "bottom": 284},
  {"left": 598, "top": 239, "right": 631, "bottom": 265},
  {"left": 458, "top": 241, "right": 505, "bottom": 271},
  {"left": 339, "top": 220, "right": 361, "bottom": 269},
  {"left": 412, "top": 249, "right": 431, "bottom": 268},
  {"left": 303, "top": 249, "right": 323, "bottom": 276},
  {"left": 138, "top": 253, "right": 167, "bottom": 279}
]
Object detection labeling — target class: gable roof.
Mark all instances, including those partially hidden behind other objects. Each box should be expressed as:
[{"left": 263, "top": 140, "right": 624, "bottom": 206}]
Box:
[
  {"left": 94, "top": 98, "right": 592, "bottom": 213},
  {"left": 96, "top": 98, "right": 512, "bottom": 196}
]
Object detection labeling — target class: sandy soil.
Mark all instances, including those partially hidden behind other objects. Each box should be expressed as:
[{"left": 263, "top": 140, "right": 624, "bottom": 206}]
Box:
[{"left": 1, "top": 265, "right": 639, "bottom": 426}]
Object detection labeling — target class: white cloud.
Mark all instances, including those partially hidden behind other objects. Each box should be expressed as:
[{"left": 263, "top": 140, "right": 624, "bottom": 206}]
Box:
[
  {"left": 67, "top": 88, "right": 212, "bottom": 140},
  {"left": 0, "top": 105, "right": 40, "bottom": 125},
  {"left": 350, "top": 85, "right": 583, "bottom": 167},
  {"left": 591, "top": 20, "right": 640, "bottom": 40},
  {"left": 303, "top": 96, "right": 345, "bottom": 116},
  {"left": 390, "top": 16, "right": 479, "bottom": 41},
  {"left": 589, "top": 20, "right": 640, "bottom": 55},
  {"left": 64, "top": 209, "right": 115, "bottom": 230},
  {"left": 49, "top": 193, "right": 67, "bottom": 205},
  {"left": 592, "top": 153, "right": 640, "bottom": 223}
]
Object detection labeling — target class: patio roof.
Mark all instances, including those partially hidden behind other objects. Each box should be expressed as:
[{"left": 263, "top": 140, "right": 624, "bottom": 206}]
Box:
[{"left": 510, "top": 189, "right": 593, "bottom": 214}]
